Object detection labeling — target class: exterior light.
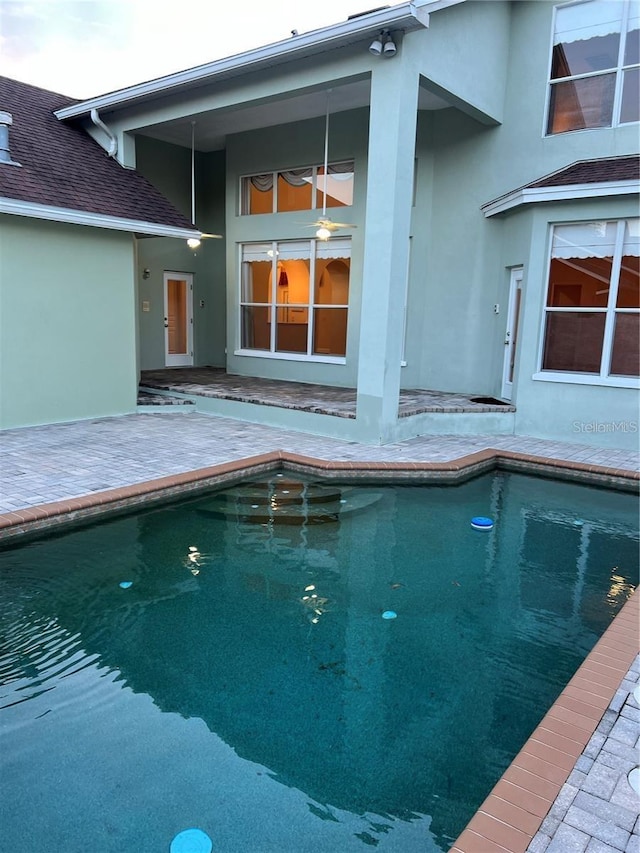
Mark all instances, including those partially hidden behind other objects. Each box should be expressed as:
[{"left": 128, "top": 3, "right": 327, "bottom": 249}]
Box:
[
  {"left": 316, "top": 227, "right": 331, "bottom": 241},
  {"left": 369, "top": 30, "right": 396, "bottom": 58},
  {"left": 187, "top": 237, "right": 201, "bottom": 249},
  {"left": 369, "top": 33, "right": 383, "bottom": 55},
  {"left": 383, "top": 35, "right": 397, "bottom": 56}
]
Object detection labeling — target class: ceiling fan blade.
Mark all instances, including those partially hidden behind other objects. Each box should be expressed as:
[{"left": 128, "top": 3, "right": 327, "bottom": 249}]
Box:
[{"left": 200, "top": 233, "right": 223, "bottom": 239}]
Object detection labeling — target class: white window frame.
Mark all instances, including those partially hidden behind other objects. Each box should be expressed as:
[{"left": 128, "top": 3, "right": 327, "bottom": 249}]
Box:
[
  {"left": 239, "top": 161, "right": 355, "bottom": 216},
  {"left": 544, "top": 0, "right": 640, "bottom": 137},
  {"left": 235, "top": 239, "right": 350, "bottom": 364},
  {"left": 533, "top": 218, "right": 640, "bottom": 388}
]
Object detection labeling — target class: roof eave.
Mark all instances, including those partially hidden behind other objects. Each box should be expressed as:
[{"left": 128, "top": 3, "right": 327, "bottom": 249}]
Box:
[
  {"left": 481, "top": 180, "right": 640, "bottom": 218},
  {"left": 0, "top": 197, "right": 200, "bottom": 239},
  {"left": 54, "top": 1, "right": 460, "bottom": 120}
]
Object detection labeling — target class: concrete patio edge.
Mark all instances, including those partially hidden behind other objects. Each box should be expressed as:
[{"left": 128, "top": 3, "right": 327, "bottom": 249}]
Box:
[{"left": 0, "top": 448, "right": 638, "bottom": 542}]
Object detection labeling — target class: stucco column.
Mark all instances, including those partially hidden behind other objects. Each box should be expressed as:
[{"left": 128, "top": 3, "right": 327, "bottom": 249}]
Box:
[{"left": 356, "top": 53, "right": 419, "bottom": 443}]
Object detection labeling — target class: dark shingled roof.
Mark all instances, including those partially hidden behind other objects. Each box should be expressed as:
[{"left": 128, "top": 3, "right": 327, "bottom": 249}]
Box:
[
  {"left": 0, "top": 76, "right": 193, "bottom": 230},
  {"left": 526, "top": 156, "right": 640, "bottom": 189}
]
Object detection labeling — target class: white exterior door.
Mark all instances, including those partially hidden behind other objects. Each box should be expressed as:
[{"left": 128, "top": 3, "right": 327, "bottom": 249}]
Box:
[
  {"left": 164, "top": 272, "right": 193, "bottom": 367},
  {"left": 501, "top": 267, "right": 523, "bottom": 401}
]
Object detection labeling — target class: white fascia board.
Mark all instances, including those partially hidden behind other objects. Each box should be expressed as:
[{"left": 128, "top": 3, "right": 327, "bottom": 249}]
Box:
[
  {"left": 481, "top": 180, "right": 640, "bottom": 217},
  {"left": 0, "top": 197, "right": 201, "bottom": 239},
  {"left": 54, "top": 2, "right": 448, "bottom": 120}
]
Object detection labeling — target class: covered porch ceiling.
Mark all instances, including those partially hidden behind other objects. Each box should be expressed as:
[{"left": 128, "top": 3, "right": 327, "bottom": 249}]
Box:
[{"left": 136, "top": 77, "right": 451, "bottom": 152}]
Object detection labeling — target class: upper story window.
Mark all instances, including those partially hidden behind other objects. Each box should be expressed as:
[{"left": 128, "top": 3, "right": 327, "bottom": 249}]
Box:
[
  {"left": 539, "top": 218, "right": 639, "bottom": 382},
  {"left": 241, "top": 161, "right": 354, "bottom": 215},
  {"left": 546, "top": 0, "right": 639, "bottom": 134}
]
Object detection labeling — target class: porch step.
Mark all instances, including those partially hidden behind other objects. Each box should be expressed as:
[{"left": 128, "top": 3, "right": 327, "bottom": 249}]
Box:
[
  {"left": 137, "top": 389, "right": 196, "bottom": 412},
  {"left": 196, "top": 477, "right": 383, "bottom": 526}
]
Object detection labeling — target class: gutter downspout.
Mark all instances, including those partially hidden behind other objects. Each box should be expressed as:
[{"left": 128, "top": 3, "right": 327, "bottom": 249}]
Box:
[{"left": 90, "top": 108, "right": 118, "bottom": 158}]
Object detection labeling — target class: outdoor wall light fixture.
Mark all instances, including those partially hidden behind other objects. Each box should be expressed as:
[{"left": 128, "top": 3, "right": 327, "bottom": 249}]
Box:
[{"left": 369, "top": 30, "right": 396, "bottom": 57}]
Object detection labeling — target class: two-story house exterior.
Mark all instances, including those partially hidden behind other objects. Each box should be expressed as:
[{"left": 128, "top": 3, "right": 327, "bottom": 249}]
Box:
[{"left": 1, "top": 0, "right": 638, "bottom": 447}]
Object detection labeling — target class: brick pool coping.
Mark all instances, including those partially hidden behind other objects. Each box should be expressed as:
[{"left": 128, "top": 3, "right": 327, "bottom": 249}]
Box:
[
  {"left": 0, "top": 446, "right": 638, "bottom": 852},
  {"left": 0, "top": 447, "right": 638, "bottom": 541}
]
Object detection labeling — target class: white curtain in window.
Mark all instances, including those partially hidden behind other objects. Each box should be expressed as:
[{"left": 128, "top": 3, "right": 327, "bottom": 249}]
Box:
[
  {"left": 279, "top": 168, "right": 313, "bottom": 187},
  {"left": 552, "top": 220, "right": 640, "bottom": 259},
  {"left": 624, "top": 218, "right": 640, "bottom": 254},
  {"left": 250, "top": 174, "right": 274, "bottom": 192},
  {"left": 316, "top": 238, "right": 351, "bottom": 259},
  {"left": 242, "top": 243, "right": 273, "bottom": 261},
  {"left": 554, "top": 1, "right": 624, "bottom": 44},
  {"left": 552, "top": 221, "right": 617, "bottom": 258},
  {"left": 327, "top": 161, "right": 355, "bottom": 175},
  {"left": 276, "top": 241, "right": 312, "bottom": 261},
  {"left": 626, "top": 4, "right": 640, "bottom": 37}
]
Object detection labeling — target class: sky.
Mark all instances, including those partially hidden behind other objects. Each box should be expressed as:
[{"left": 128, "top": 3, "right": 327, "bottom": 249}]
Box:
[{"left": 0, "top": 0, "right": 403, "bottom": 99}]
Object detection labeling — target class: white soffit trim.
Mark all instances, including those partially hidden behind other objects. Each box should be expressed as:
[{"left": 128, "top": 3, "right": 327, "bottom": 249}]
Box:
[
  {"left": 481, "top": 180, "right": 640, "bottom": 218},
  {"left": 54, "top": 0, "right": 465, "bottom": 120},
  {"left": 0, "top": 197, "right": 201, "bottom": 239}
]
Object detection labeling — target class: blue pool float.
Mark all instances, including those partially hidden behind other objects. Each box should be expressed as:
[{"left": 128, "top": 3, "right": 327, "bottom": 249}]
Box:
[
  {"left": 170, "top": 828, "right": 213, "bottom": 853},
  {"left": 382, "top": 610, "right": 397, "bottom": 620},
  {"left": 471, "top": 517, "right": 494, "bottom": 531},
  {"left": 119, "top": 581, "right": 133, "bottom": 589}
]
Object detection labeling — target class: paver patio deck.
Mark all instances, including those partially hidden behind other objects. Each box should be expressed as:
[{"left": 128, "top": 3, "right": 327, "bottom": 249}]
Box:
[{"left": 0, "top": 411, "right": 638, "bottom": 852}]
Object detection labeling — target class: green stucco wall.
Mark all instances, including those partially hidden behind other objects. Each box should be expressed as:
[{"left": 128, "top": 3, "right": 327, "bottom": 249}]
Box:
[
  {"left": 0, "top": 216, "right": 137, "bottom": 428},
  {"left": 135, "top": 137, "right": 226, "bottom": 370},
  {"left": 102, "top": 0, "right": 637, "bottom": 448}
]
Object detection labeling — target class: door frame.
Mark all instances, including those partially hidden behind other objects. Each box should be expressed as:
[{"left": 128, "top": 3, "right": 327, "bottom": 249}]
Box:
[
  {"left": 501, "top": 267, "right": 523, "bottom": 401},
  {"left": 163, "top": 271, "right": 194, "bottom": 367}
]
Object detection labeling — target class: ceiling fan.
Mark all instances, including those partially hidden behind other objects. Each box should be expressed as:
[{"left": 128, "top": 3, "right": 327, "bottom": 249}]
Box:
[
  {"left": 187, "top": 121, "right": 222, "bottom": 248},
  {"left": 304, "top": 92, "right": 357, "bottom": 241}
]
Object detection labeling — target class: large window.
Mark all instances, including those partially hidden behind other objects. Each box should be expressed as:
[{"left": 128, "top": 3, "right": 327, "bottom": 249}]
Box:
[
  {"left": 239, "top": 239, "right": 350, "bottom": 359},
  {"left": 241, "top": 162, "right": 354, "bottom": 215},
  {"left": 547, "top": 0, "right": 639, "bottom": 134},
  {"left": 540, "top": 218, "right": 639, "bottom": 381}
]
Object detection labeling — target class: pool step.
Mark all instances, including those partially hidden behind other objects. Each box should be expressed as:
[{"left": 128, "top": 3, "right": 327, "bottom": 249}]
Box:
[{"left": 197, "top": 477, "right": 382, "bottom": 525}]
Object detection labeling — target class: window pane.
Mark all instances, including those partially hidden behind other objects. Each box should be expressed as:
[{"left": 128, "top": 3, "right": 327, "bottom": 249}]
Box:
[
  {"left": 313, "top": 308, "right": 348, "bottom": 357},
  {"left": 242, "top": 175, "right": 274, "bottom": 215},
  {"left": 277, "top": 170, "right": 313, "bottom": 212},
  {"left": 618, "top": 255, "right": 640, "bottom": 307},
  {"left": 546, "top": 257, "right": 611, "bottom": 308},
  {"left": 542, "top": 312, "right": 605, "bottom": 373},
  {"left": 618, "top": 220, "right": 640, "bottom": 307},
  {"left": 547, "top": 74, "right": 616, "bottom": 133},
  {"left": 624, "top": 11, "right": 639, "bottom": 65},
  {"left": 275, "top": 259, "right": 309, "bottom": 305},
  {"left": 315, "top": 258, "right": 350, "bottom": 305},
  {"left": 620, "top": 67, "right": 640, "bottom": 123},
  {"left": 610, "top": 313, "right": 640, "bottom": 376},
  {"left": 241, "top": 260, "right": 272, "bottom": 303},
  {"left": 552, "top": 2, "right": 623, "bottom": 77},
  {"left": 276, "top": 308, "right": 308, "bottom": 354},
  {"left": 551, "top": 33, "right": 620, "bottom": 78},
  {"left": 317, "top": 164, "right": 354, "bottom": 209},
  {"left": 241, "top": 306, "right": 270, "bottom": 350}
]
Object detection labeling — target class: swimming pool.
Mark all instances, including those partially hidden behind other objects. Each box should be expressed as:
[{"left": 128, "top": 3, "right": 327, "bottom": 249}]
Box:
[{"left": 0, "top": 471, "right": 637, "bottom": 851}]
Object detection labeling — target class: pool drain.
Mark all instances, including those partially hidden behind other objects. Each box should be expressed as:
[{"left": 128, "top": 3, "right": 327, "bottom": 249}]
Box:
[{"left": 170, "top": 828, "right": 212, "bottom": 853}]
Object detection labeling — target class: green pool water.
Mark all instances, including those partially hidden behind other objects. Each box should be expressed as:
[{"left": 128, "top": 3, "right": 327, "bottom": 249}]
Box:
[{"left": 0, "top": 471, "right": 637, "bottom": 852}]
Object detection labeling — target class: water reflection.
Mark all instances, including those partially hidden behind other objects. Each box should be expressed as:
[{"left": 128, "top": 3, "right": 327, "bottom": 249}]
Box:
[{"left": 0, "top": 473, "right": 637, "bottom": 852}]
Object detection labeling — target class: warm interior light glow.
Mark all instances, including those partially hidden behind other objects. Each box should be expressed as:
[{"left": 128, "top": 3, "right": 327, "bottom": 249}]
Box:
[
  {"left": 187, "top": 237, "right": 201, "bottom": 249},
  {"left": 316, "top": 227, "right": 331, "bottom": 241}
]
